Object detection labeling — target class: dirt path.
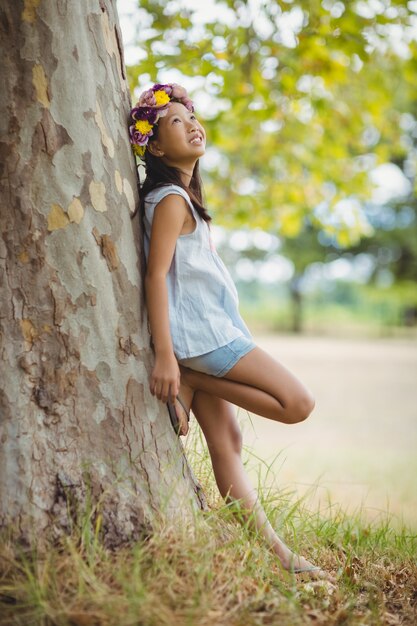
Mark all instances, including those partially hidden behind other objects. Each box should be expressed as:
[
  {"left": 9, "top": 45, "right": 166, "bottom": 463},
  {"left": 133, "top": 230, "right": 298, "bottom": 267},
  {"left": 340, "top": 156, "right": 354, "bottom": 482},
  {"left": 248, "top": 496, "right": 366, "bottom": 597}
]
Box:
[{"left": 238, "top": 334, "right": 417, "bottom": 529}]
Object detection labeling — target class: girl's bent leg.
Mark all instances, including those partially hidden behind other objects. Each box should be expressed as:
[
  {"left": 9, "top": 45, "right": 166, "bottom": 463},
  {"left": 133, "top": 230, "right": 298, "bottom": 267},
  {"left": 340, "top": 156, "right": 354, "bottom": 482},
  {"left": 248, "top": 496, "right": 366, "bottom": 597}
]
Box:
[
  {"left": 191, "top": 390, "right": 327, "bottom": 576},
  {"left": 182, "top": 346, "right": 315, "bottom": 425}
]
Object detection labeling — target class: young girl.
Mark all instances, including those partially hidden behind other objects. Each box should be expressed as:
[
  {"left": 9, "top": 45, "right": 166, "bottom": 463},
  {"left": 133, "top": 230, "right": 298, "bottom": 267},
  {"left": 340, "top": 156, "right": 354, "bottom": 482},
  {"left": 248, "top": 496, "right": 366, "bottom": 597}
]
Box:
[{"left": 129, "top": 82, "right": 333, "bottom": 581}]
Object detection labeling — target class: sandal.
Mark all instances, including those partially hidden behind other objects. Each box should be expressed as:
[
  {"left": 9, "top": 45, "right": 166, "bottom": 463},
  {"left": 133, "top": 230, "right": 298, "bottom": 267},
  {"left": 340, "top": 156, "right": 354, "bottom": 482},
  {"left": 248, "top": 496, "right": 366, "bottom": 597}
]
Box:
[
  {"left": 284, "top": 554, "right": 330, "bottom": 578},
  {"left": 287, "top": 563, "right": 336, "bottom": 584},
  {"left": 167, "top": 395, "right": 190, "bottom": 436},
  {"left": 291, "top": 565, "right": 321, "bottom": 574}
]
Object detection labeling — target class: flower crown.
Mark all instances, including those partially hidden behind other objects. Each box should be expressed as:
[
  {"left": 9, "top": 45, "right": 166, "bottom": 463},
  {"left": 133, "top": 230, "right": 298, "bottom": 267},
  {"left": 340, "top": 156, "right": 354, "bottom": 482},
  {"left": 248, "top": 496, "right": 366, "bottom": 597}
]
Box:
[{"left": 129, "top": 83, "right": 195, "bottom": 160}]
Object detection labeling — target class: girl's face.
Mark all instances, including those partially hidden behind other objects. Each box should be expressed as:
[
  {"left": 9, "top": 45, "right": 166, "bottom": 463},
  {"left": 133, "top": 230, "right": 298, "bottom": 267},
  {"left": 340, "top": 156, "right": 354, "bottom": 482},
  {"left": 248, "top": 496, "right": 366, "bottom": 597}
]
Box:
[{"left": 148, "top": 102, "right": 206, "bottom": 166}]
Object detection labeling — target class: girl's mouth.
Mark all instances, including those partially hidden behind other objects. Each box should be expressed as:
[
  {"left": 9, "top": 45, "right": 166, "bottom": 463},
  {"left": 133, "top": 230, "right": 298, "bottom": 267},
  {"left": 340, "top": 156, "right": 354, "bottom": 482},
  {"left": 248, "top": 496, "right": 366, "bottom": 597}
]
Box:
[{"left": 190, "top": 134, "right": 203, "bottom": 145}]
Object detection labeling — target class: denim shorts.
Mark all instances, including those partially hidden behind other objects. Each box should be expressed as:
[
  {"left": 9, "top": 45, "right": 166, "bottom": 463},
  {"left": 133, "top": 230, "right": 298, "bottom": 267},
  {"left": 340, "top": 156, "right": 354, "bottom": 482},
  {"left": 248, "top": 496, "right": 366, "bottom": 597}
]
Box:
[{"left": 178, "top": 335, "right": 256, "bottom": 377}]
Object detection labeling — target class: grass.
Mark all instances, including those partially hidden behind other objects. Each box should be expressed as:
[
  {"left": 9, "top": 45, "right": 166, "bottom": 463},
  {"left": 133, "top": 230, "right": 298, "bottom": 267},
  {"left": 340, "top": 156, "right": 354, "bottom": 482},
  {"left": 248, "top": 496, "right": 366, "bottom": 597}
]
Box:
[{"left": 1, "top": 425, "right": 416, "bottom": 626}]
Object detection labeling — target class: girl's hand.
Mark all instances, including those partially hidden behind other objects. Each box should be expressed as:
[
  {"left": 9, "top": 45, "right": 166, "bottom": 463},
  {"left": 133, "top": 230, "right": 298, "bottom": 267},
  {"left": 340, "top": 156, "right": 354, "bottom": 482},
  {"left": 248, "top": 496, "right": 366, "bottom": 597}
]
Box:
[{"left": 150, "top": 352, "right": 180, "bottom": 403}]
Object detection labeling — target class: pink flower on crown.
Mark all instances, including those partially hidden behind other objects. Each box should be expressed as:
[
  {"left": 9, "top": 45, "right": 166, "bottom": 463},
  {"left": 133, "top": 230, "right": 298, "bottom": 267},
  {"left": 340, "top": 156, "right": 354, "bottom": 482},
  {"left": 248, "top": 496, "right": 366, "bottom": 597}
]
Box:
[
  {"left": 170, "top": 83, "right": 194, "bottom": 112},
  {"left": 137, "top": 84, "right": 170, "bottom": 112}
]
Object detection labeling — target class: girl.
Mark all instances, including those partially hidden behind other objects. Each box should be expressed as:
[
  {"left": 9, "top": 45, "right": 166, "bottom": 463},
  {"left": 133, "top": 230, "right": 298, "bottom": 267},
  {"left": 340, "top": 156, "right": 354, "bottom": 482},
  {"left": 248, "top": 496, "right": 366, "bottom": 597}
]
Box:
[{"left": 129, "top": 82, "right": 333, "bottom": 581}]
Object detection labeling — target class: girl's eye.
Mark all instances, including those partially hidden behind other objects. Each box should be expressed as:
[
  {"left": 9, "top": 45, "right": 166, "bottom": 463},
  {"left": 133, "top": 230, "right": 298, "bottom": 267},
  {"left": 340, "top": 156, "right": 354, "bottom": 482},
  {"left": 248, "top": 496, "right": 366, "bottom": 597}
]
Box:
[{"left": 172, "top": 115, "right": 197, "bottom": 123}]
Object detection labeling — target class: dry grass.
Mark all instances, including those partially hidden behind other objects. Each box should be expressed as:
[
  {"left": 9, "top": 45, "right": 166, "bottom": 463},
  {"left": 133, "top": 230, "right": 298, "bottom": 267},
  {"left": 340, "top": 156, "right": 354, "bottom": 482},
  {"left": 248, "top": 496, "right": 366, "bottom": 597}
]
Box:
[{"left": 1, "top": 440, "right": 416, "bottom": 626}]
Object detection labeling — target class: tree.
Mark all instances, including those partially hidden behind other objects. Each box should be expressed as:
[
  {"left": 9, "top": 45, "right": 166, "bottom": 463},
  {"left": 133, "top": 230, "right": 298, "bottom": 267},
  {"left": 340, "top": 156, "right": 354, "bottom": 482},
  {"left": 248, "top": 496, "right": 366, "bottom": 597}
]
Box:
[
  {"left": 124, "top": 1, "right": 417, "bottom": 334},
  {"left": 0, "top": 1, "right": 205, "bottom": 549},
  {"left": 129, "top": 0, "right": 416, "bottom": 246}
]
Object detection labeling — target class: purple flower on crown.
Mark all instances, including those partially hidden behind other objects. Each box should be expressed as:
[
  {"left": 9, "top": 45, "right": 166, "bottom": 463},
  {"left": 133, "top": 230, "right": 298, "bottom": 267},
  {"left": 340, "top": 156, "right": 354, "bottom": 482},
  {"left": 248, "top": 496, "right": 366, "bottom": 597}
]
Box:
[
  {"left": 130, "top": 106, "right": 159, "bottom": 125},
  {"left": 129, "top": 124, "right": 152, "bottom": 146}
]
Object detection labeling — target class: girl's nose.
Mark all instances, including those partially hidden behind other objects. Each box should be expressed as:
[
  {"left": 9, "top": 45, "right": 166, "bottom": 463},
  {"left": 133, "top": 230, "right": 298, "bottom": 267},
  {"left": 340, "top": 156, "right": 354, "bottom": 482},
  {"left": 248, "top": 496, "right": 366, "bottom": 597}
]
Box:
[{"left": 188, "top": 124, "right": 202, "bottom": 138}]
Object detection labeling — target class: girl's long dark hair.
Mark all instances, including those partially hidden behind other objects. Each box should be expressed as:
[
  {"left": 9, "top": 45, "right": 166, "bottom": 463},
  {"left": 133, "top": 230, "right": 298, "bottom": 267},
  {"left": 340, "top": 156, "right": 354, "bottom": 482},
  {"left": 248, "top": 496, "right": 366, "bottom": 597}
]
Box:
[{"left": 130, "top": 123, "right": 212, "bottom": 224}]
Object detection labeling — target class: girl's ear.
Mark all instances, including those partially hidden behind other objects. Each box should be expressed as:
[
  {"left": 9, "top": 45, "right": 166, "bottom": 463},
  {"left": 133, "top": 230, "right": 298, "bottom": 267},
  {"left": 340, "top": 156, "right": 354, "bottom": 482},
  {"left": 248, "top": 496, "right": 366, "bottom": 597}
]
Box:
[{"left": 147, "top": 141, "right": 163, "bottom": 157}]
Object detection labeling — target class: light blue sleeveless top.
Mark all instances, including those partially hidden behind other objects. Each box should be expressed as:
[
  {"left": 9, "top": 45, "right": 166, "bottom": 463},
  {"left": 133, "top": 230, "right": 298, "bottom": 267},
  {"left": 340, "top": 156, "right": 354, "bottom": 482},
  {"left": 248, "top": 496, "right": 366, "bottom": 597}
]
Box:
[{"left": 143, "top": 183, "right": 252, "bottom": 359}]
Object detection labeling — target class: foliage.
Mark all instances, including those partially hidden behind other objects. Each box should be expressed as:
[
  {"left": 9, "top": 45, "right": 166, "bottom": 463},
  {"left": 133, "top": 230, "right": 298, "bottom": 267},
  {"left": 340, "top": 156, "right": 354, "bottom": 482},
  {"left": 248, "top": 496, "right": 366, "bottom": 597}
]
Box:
[{"left": 127, "top": 0, "right": 417, "bottom": 248}]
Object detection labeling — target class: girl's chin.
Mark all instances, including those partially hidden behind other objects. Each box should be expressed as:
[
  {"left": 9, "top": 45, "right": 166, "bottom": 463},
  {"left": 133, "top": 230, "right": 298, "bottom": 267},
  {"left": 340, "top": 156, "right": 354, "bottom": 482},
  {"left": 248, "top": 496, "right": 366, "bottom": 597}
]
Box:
[{"left": 191, "top": 145, "right": 206, "bottom": 154}]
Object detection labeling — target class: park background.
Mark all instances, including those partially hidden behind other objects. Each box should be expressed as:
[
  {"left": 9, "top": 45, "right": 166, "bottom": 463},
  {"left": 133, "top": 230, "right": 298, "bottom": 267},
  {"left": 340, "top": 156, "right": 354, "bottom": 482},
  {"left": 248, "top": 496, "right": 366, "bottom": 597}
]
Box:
[
  {"left": 1, "top": 3, "right": 417, "bottom": 625},
  {"left": 119, "top": 0, "right": 417, "bottom": 531}
]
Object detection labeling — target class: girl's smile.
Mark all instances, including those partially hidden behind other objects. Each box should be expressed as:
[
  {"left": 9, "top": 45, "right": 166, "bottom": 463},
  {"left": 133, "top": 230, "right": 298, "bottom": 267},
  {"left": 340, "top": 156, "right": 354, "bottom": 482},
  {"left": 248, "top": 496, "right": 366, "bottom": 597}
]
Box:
[{"left": 189, "top": 132, "right": 204, "bottom": 145}]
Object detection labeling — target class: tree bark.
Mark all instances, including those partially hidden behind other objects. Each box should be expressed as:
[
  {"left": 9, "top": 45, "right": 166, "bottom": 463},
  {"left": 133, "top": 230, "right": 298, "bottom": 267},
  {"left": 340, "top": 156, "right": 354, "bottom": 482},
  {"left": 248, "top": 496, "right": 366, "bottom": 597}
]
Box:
[{"left": 0, "top": 0, "right": 206, "bottom": 549}]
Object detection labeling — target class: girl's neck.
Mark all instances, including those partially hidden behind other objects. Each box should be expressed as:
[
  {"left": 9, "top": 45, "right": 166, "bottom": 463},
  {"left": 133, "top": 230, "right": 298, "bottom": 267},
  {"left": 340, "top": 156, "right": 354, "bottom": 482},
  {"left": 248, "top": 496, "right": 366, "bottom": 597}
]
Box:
[
  {"left": 161, "top": 158, "right": 194, "bottom": 187},
  {"left": 180, "top": 171, "right": 191, "bottom": 187}
]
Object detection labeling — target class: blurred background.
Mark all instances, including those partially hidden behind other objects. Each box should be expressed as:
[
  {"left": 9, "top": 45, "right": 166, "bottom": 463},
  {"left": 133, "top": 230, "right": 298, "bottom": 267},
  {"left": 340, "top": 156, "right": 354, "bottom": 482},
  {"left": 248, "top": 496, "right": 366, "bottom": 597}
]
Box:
[{"left": 117, "top": 0, "right": 417, "bottom": 529}]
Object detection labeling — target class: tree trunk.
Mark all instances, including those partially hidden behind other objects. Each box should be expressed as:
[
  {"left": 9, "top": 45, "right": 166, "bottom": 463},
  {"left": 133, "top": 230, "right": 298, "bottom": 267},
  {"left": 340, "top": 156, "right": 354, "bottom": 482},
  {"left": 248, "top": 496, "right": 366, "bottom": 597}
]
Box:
[
  {"left": 0, "top": 0, "right": 206, "bottom": 549},
  {"left": 289, "top": 276, "right": 303, "bottom": 333}
]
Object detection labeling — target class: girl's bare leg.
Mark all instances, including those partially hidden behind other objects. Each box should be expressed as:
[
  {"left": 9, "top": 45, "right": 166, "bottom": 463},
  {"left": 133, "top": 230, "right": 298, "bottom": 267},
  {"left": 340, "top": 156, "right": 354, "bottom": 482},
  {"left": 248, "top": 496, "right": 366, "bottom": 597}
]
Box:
[
  {"left": 181, "top": 346, "right": 315, "bottom": 425},
  {"left": 191, "top": 390, "right": 328, "bottom": 576}
]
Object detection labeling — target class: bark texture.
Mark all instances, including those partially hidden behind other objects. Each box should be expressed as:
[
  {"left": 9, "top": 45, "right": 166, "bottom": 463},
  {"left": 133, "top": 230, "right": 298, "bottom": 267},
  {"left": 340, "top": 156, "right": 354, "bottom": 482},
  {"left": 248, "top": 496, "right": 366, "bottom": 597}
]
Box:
[{"left": 0, "top": 0, "right": 206, "bottom": 549}]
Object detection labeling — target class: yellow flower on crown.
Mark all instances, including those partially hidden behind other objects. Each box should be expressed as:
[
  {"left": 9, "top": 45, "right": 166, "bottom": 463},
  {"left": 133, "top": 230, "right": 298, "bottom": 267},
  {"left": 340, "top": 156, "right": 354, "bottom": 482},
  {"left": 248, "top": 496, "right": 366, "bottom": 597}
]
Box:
[
  {"left": 154, "top": 90, "right": 170, "bottom": 106},
  {"left": 132, "top": 144, "right": 146, "bottom": 157},
  {"left": 135, "top": 120, "right": 153, "bottom": 134}
]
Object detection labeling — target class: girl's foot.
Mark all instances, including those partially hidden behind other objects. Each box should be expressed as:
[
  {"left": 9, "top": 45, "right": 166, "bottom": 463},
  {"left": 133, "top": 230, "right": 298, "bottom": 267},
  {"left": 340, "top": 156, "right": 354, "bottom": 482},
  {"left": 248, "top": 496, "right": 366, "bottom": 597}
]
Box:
[
  {"left": 282, "top": 554, "right": 324, "bottom": 576},
  {"left": 169, "top": 380, "right": 194, "bottom": 436},
  {"left": 167, "top": 396, "right": 188, "bottom": 436},
  {"left": 272, "top": 541, "right": 335, "bottom": 582}
]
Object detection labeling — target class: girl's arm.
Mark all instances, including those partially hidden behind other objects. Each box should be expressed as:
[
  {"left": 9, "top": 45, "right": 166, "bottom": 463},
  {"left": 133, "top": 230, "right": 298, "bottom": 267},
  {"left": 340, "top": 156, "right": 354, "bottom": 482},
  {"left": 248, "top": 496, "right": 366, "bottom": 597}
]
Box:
[{"left": 145, "top": 193, "right": 189, "bottom": 404}]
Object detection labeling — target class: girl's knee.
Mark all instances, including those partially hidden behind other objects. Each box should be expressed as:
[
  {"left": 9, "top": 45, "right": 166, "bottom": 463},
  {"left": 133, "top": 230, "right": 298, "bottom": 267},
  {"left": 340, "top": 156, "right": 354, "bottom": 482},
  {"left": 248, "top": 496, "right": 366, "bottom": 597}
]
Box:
[
  {"left": 210, "top": 417, "right": 243, "bottom": 457},
  {"left": 223, "top": 419, "right": 243, "bottom": 454},
  {"left": 228, "top": 420, "right": 243, "bottom": 453},
  {"left": 286, "top": 391, "right": 315, "bottom": 424}
]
